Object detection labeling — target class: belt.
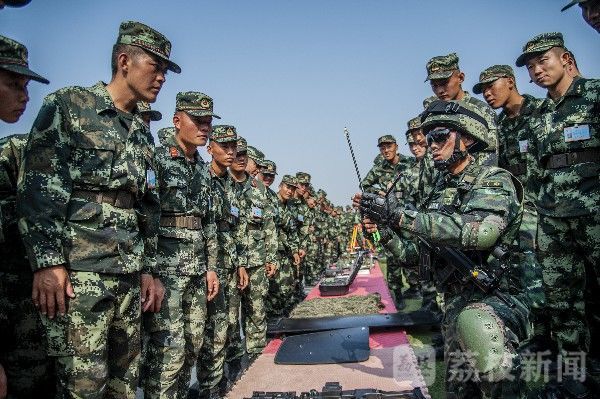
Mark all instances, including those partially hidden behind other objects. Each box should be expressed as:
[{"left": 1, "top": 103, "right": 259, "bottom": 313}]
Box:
[
  {"left": 160, "top": 215, "right": 203, "bottom": 230},
  {"left": 506, "top": 163, "right": 527, "bottom": 176},
  {"left": 544, "top": 148, "right": 600, "bottom": 169},
  {"left": 71, "top": 189, "right": 135, "bottom": 209},
  {"left": 216, "top": 220, "right": 231, "bottom": 232},
  {"left": 247, "top": 223, "right": 262, "bottom": 231}
]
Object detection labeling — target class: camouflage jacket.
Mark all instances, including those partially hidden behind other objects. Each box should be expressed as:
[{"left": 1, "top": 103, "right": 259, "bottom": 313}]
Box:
[
  {"left": 0, "top": 134, "right": 29, "bottom": 273},
  {"left": 497, "top": 94, "right": 546, "bottom": 203},
  {"left": 288, "top": 198, "right": 309, "bottom": 251},
  {"left": 17, "top": 82, "right": 159, "bottom": 274},
  {"left": 361, "top": 153, "right": 410, "bottom": 194},
  {"left": 210, "top": 166, "right": 243, "bottom": 271},
  {"left": 532, "top": 77, "right": 600, "bottom": 217},
  {"left": 154, "top": 133, "right": 218, "bottom": 275},
  {"left": 266, "top": 189, "right": 299, "bottom": 254},
  {"left": 232, "top": 172, "right": 277, "bottom": 268},
  {"left": 398, "top": 160, "right": 529, "bottom": 304}
]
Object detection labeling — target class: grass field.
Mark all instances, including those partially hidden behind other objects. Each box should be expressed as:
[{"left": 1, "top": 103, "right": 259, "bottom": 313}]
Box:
[{"left": 378, "top": 258, "right": 446, "bottom": 399}]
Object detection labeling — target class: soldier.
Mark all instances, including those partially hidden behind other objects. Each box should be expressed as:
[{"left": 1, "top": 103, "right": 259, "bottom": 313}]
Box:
[
  {"left": 361, "top": 134, "right": 411, "bottom": 308},
  {"left": 266, "top": 175, "right": 301, "bottom": 318},
  {"left": 246, "top": 146, "right": 264, "bottom": 177},
  {"left": 517, "top": 32, "right": 600, "bottom": 395},
  {"left": 141, "top": 92, "right": 220, "bottom": 399},
  {"left": 225, "top": 137, "right": 277, "bottom": 389},
  {"left": 258, "top": 159, "right": 277, "bottom": 188},
  {"left": 0, "top": 35, "right": 53, "bottom": 399},
  {"left": 424, "top": 53, "right": 498, "bottom": 166},
  {"left": 359, "top": 100, "right": 532, "bottom": 398},
  {"left": 138, "top": 101, "right": 162, "bottom": 127},
  {"left": 562, "top": 0, "right": 600, "bottom": 33},
  {"left": 17, "top": 21, "right": 179, "bottom": 399},
  {"left": 196, "top": 125, "right": 247, "bottom": 399}
]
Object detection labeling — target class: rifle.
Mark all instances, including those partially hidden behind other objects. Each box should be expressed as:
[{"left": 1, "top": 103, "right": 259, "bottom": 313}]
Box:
[{"left": 246, "top": 381, "right": 427, "bottom": 399}]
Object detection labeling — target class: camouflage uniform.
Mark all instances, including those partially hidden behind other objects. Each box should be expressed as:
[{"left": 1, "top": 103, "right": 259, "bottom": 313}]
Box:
[
  {"left": 17, "top": 23, "right": 178, "bottom": 399},
  {"left": 227, "top": 138, "right": 278, "bottom": 359},
  {"left": 364, "top": 101, "right": 532, "bottom": 398},
  {"left": 361, "top": 135, "right": 414, "bottom": 305},
  {"left": 0, "top": 135, "right": 55, "bottom": 399},
  {"left": 424, "top": 53, "right": 499, "bottom": 167},
  {"left": 197, "top": 126, "right": 245, "bottom": 393},
  {"left": 141, "top": 92, "right": 219, "bottom": 399},
  {"left": 0, "top": 36, "right": 54, "bottom": 399},
  {"left": 266, "top": 175, "right": 300, "bottom": 318}
]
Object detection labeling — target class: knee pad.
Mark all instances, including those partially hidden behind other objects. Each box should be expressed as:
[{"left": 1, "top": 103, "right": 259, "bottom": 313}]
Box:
[{"left": 455, "top": 302, "right": 516, "bottom": 382}]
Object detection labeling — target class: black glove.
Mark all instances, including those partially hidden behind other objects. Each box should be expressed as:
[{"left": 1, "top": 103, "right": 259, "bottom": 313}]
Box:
[{"left": 359, "top": 192, "right": 400, "bottom": 227}]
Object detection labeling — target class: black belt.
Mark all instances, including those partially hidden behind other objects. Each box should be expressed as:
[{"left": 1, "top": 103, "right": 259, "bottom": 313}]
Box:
[
  {"left": 160, "top": 215, "right": 202, "bottom": 230},
  {"left": 544, "top": 148, "right": 600, "bottom": 169},
  {"left": 506, "top": 163, "right": 527, "bottom": 176},
  {"left": 216, "top": 220, "right": 231, "bottom": 232},
  {"left": 71, "top": 189, "right": 135, "bottom": 209}
]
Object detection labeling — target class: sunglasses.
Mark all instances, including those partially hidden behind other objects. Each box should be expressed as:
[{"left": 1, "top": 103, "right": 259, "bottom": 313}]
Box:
[{"left": 426, "top": 128, "right": 452, "bottom": 146}]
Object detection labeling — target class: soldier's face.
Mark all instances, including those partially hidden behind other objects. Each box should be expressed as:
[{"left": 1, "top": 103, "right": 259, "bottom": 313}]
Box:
[
  {"left": 581, "top": 0, "right": 600, "bottom": 33},
  {"left": 526, "top": 49, "right": 569, "bottom": 89},
  {"left": 378, "top": 142, "right": 397, "bottom": 161},
  {"left": 260, "top": 173, "right": 275, "bottom": 187},
  {"left": 231, "top": 151, "right": 248, "bottom": 173},
  {"left": 246, "top": 158, "right": 259, "bottom": 176},
  {"left": 0, "top": 70, "right": 30, "bottom": 123},
  {"left": 126, "top": 51, "right": 167, "bottom": 103},
  {"left": 408, "top": 131, "right": 427, "bottom": 160},
  {"left": 429, "top": 128, "right": 457, "bottom": 163},
  {"left": 430, "top": 71, "right": 464, "bottom": 101},
  {"left": 307, "top": 197, "right": 316, "bottom": 208},
  {"left": 208, "top": 141, "right": 237, "bottom": 167},
  {"left": 174, "top": 112, "right": 211, "bottom": 147},
  {"left": 296, "top": 183, "right": 307, "bottom": 196},
  {"left": 482, "top": 77, "right": 513, "bottom": 110},
  {"left": 279, "top": 183, "right": 294, "bottom": 200}
]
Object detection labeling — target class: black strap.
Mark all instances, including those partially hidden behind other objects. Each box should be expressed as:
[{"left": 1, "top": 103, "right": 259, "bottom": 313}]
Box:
[
  {"left": 544, "top": 148, "right": 600, "bottom": 169},
  {"left": 421, "top": 100, "right": 489, "bottom": 129}
]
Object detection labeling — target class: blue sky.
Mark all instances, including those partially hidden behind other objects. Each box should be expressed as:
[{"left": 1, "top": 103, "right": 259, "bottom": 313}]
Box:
[{"left": 1, "top": 1, "right": 598, "bottom": 205}]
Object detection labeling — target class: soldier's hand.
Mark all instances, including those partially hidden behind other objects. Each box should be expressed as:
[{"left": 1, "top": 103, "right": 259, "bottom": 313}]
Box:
[
  {"left": 363, "top": 218, "right": 379, "bottom": 234},
  {"left": 206, "top": 271, "right": 219, "bottom": 301},
  {"left": 141, "top": 273, "right": 155, "bottom": 312},
  {"left": 352, "top": 193, "right": 362, "bottom": 209},
  {"left": 265, "top": 263, "right": 276, "bottom": 278},
  {"left": 293, "top": 253, "right": 301, "bottom": 266},
  {"left": 237, "top": 267, "right": 249, "bottom": 290},
  {"left": 0, "top": 362, "right": 7, "bottom": 399},
  {"left": 32, "top": 265, "right": 75, "bottom": 319},
  {"left": 298, "top": 249, "right": 306, "bottom": 259},
  {"left": 151, "top": 277, "right": 165, "bottom": 313}
]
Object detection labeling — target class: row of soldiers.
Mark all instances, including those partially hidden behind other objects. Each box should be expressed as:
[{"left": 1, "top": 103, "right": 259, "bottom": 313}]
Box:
[
  {"left": 0, "top": 15, "right": 360, "bottom": 399},
  {"left": 355, "top": 26, "right": 598, "bottom": 399}
]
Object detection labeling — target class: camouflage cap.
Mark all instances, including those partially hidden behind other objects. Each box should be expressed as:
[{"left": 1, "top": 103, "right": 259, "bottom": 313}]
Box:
[
  {"left": 210, "top": 125, "right": 238, "bottom": 143},
  {"left": 116, "top": 20, "right": 181, "bottom": 73},
  {"left": 296, "top": 172, "right": 311, "bottom": 184},
  {"left": 516, "top": 32, "right": 565, "bottom": 67},
  {"left": 0, "top": 35, "right": 49, "bottom": 84},
  {"left": 281, "top": 174, "right": 299, "bottom": 188},
  {"left": 247, "top": 146, "right": 265, "bottom": 163},
  {"left": 138, "top": 101, "right": 162, "bottom": 121},
  {"left": 425, "top": 53, "right": 459, "bottom": 82},
  {"left": 472, "top": 65, "right": 515, "bottom": 94},
  {"left": 262, "top": 160, "right": 277, "bottom": 175},
  {"left": 316, "top": 189, "right": 327, "bottom": 198},
  {"left": 175, "top": 91, "right": 220, "bottom": 119},
  {"left": 561, "top": 0, "right": 587, "bottom": 11},
  {"left": 405, "top": 117, "right": 422, "bottom": 143},
  {"left": 377, "top": 134, "right": 396, "bottom": 147},
  {"left": 2, "top": 0, "right": 31, "bottom": 7},
  {"left": 157, "top": 126, "right": 175, "bottom": 146},
  {"left": 421, "top": 100, "right": 492, "bottom": 153},
  {"left": 236, "top": 136, "right": 248, "bottom": 153}
]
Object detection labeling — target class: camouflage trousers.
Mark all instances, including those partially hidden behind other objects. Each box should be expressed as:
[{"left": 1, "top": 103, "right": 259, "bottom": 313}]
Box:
[
  {"left": 42, "top": 271, "right": 141, "bottom": 399},
  {"left": 142, "top": 273, "right": 207, "bottom": 399},
  {"left": 227, "top": 266, "right": 269, "bottom": 359},
  {"left": 0, "top": 270, "right": 55, "bottom": 399},
  {"left": 197, "top": 268, "right": 240, "bottom": 391},
  {"left": 536, "top": 212, "right": 600, "bottom": 354},
  {"left": 443, "top": 291, "right": 530, "bottom": 399},
  {"left": 266, "top": 252, "right": 296, "bottom": 318}
]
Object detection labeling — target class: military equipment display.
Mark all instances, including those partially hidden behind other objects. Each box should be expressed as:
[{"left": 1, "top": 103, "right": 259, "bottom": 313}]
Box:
[
  {"left": 244, "top": 382, "right": 427, "bottom": 399},
  {"left": 318, "top": 251, "right": 365, "bottom": 296}
]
